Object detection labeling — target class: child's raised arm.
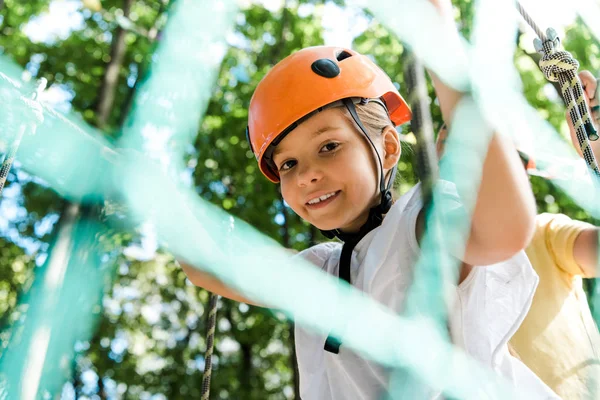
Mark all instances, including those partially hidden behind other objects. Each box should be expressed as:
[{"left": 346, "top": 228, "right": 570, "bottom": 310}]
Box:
[
  {"left": 179, "top": 248, "right": 300, "bottom": 306},
  {"left": 418, "top": 0, "right": 536, "bottom": 265},
  {"left": 427, "top": 73, "right": 536, "bottom": 266}
]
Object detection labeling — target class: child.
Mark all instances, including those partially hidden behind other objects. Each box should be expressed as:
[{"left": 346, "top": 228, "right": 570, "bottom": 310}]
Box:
[
  {"left": 436, "top": 70, "right": 600, "bottom": 399},
  {"left": 508, "top": 70, "right": 600, "bottom": 399},
  {"left": 181, "top": 2, "right": 557, "bottom": 397}
]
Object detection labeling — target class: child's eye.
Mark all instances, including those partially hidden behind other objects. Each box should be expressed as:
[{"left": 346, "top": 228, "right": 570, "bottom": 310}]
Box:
[
  {"left": 279, "top": 159, "right": 296, "bottom": 172},
  {"left": 320, "top": 142, "right": 340, "bottom": 153}
]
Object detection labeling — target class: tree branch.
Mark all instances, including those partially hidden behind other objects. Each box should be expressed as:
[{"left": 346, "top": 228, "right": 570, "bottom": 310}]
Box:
[
  {"left": 117, "top": 0, "right": 171, "bottom": 127},
  {"left": 95, "top": 0, "right": 134, "bottom": 128}
]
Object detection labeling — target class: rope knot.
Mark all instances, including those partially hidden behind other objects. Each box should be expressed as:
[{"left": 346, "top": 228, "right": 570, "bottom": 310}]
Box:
[{"left": 539, "top": 50, "right": 579, "bottom": 82}]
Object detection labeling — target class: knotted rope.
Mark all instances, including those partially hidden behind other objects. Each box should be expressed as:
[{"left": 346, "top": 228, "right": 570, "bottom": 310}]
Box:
[{"left": 517, "top": 2, "right": 600, "bottom": 177}]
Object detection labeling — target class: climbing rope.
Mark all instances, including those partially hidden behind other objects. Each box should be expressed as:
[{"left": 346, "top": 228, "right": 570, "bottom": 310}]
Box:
[
  {"left": 0, "top": 126, "right": 25, "bottom": 195},
  {"left": 390, "top": 50, "right": 465, "bottom": 398},
  {"left": 404, "top": 52, "right": 438, "bottom": 212},
  {"left": 516, "top": 2, "right": 547, "bottom": 41},
  {"left": 201, "top": 218, "right": 233, "bottom": 399},
  {"left": 403, "top": 49, "right": 456, "bottom": 338},
  {"left": 389, "top": 50, "right": 445, "bottom": 397},
  {"left": 201, "top": 292, "right": 218, "bottom": 400},
  {"left": 517, "top": 2, "right": 600, "bottom": 177},
  {"left": 0, "top": 78, "right": 46, "bottom": 197}
]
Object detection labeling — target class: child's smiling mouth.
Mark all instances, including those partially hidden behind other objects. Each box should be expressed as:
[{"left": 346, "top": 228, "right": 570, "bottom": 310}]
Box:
[{"left": 306, "top": 190, "right": 341, "bottom": 209}]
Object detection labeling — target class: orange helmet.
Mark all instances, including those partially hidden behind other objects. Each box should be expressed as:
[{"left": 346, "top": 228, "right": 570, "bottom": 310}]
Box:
[{"left": 247, "top": 46, "right": 412, "bottom": 182}]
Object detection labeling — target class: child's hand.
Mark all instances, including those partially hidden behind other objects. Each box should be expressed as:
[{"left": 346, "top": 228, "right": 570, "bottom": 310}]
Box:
[
  {"left": 428, "top": 0, "right": 453, "bottom": 14},
  {"left": 567, "top": 70, "right": 600, "bottom": 159},
  {"left": 435, "top": 124, "right": 448, "bottom": 159},
  {"left": 427, "top": 0, "right": 455, "bottom": 23}
]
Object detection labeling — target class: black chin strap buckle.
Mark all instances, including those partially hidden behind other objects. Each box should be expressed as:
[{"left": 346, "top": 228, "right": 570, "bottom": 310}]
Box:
[
  {"left": 379, "top": 190, "right": 393, "bottom": 213},
  {"left": 324, "top": 336, "right": 342, "bottom": 354}
]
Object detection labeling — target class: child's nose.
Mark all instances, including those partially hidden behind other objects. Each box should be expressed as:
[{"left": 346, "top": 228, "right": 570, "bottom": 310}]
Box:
[{"left": 297, "top": 164, "right": 323, "bottom": 187}]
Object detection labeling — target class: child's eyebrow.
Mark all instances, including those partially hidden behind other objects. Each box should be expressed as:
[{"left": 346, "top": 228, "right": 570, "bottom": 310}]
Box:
[
  {"left": 273, "top": 125, "right": 340, "bottom": 159},
  {"left": 312, "top": 125, "right": 339, "bottom": 136}
]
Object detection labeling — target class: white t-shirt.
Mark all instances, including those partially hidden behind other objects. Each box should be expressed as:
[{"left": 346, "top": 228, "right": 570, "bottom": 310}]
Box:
[{"left": 294, "top": 183, "right": 559, "bottom": 399}]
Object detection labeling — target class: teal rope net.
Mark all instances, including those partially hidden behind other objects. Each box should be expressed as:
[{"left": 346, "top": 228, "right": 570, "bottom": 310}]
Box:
[{"left": 0, "top": 0, "right": 598, "bottom": 398}]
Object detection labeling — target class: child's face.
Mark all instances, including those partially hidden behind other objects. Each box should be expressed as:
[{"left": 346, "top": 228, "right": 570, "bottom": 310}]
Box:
[{"left": 272, "top": 107, "right": 393, "bottom": 233}]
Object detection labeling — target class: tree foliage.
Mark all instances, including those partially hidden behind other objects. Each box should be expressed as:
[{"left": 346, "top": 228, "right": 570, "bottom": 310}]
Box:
[{"left": 0, "top": 1, "right": 598, "bottom": 398}]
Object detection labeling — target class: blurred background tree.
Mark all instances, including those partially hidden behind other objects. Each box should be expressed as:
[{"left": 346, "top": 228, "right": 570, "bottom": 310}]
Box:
[{"left": 0, "top": 0, "right": 598, "bottom": 398}]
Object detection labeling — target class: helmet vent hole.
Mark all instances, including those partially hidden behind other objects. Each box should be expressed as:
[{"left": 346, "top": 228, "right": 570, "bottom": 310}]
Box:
[{"left": 336, "top": 50, "right": 353, "bottom": 62}]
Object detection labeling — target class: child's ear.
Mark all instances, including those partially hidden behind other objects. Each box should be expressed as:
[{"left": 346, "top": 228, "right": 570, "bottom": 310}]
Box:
[{"left": 382, "top": 126, "right": 401, "bottom": 169}]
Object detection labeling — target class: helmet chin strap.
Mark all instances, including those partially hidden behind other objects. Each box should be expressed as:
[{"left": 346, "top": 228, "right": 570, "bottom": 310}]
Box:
[
  {"left": 320, "top": 98, "right": 396, "bottom": 243},
  {"left": 321, "top": 98, "right": 398, "bottom": 354}
]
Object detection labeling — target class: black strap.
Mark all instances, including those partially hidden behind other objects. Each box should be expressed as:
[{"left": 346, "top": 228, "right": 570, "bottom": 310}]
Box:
[
  {"left": 324, "top": 337, "right": 342, "bottom": 353},
  {"left": 338, "top": 240, "right": 355, "bottom": 284},
  {"left": 323, "top": 239, "right": 358, "bottom": 354},
  {"left": 322, "top": 207, "right": 386, "bottom": 354},
  {"left": 320, "top": 97, "right": 397, "bottom": 354}
]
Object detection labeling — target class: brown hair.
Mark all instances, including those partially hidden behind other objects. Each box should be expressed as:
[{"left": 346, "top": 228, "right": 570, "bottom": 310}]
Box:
[{"left": 354, "top": 100, "right": 395, "bottom": 138}]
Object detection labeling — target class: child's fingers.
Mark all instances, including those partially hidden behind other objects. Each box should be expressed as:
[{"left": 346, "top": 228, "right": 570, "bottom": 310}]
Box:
[
  {"left": 591, "top": 92, "right": 600, "bottom": 111},
  {"left": 427, "top": 0, "right": 453, "bottom": 17},
  {"left": 593, "top": 79, "right": 600, "bottom": 121},
  {"left": 578, "top": 70, "right": 597, "bottom": 99},
  {"left": 435, "top": 124, "right": 448, "bottom": 158},
  {"left": 584, "top": 76, "right": 600, "bottom": 125},
  {"left": 591, "top": 102, "right": 600, "bottom": 128},
  {"left": 588, "top": 97, "right": 600, "bottom": 136},
  {"left": 576, "top": 71, "right": 600, "bottom": 128}
]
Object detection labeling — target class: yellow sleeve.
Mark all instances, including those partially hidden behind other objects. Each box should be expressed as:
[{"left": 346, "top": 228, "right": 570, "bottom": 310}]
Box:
[{"left": 539, "top": 213, "right": 595, "bottom": 277}]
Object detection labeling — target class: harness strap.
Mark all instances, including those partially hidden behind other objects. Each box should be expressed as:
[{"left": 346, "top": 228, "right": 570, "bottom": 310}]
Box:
[{"left": 321, "top": 98, "right": 395, "bottom": 354}]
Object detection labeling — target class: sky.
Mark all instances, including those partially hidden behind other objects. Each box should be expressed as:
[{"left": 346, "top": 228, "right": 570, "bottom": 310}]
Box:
[{"left": 22, "top": 0, "right": 85, "bottom": 44}]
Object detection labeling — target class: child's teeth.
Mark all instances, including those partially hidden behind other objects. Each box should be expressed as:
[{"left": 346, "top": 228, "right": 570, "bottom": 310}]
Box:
[{"left": 309, "top": 192, "right": 335, "bottom": 204}]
